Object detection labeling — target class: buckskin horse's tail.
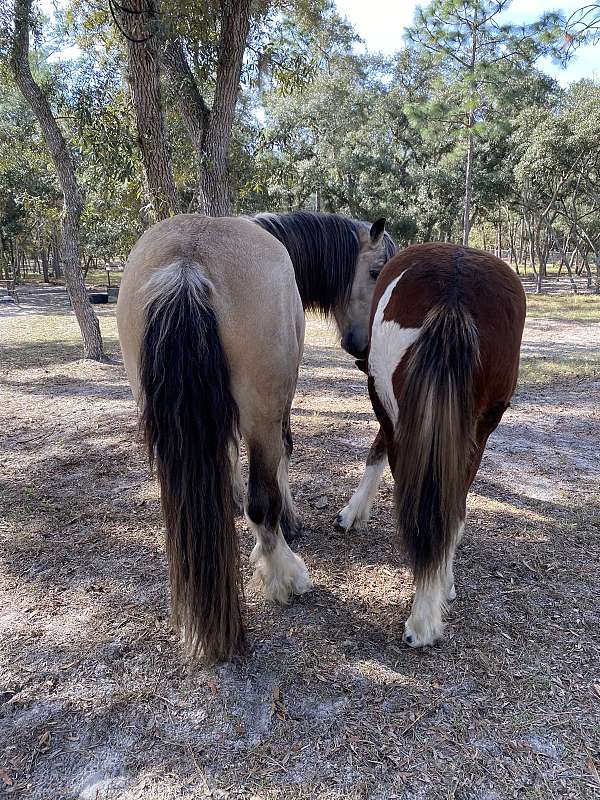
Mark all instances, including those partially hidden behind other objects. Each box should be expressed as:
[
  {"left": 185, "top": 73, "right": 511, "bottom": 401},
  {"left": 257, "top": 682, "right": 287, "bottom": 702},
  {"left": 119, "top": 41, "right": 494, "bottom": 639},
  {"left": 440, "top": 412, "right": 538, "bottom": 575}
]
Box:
[
  {"left": 393, "top": 286, "right": 479, "bottom": 582},
  {"left": 139, "top": 261, "right": 244, "bottom": 663}
]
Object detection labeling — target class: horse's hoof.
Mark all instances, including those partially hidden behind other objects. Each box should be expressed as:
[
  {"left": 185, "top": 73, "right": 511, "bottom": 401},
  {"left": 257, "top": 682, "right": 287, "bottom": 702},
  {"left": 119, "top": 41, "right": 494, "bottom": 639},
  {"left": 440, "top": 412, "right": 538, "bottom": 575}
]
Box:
[
  {"left": 334, "top": 509, "right": 367, "bottom": 532},
  {"left": 251, "top": 548, "right": 312, "bottom": 603},
  {"left": 403, "top": 617, "right": 443, "bottom": 648},
  {"left": 333, "top": 514, "right": 346, "bottom": 531}
]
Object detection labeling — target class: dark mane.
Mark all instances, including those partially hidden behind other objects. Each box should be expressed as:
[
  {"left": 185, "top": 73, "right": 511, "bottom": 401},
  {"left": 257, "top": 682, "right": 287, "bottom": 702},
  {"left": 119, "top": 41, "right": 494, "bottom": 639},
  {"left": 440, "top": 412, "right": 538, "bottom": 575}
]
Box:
[
  {"left": 382, "top": 231, "right": 397, "bottom": 261},
  {"left": 253, "top": 211, "right": 364, "bottom": 314}
]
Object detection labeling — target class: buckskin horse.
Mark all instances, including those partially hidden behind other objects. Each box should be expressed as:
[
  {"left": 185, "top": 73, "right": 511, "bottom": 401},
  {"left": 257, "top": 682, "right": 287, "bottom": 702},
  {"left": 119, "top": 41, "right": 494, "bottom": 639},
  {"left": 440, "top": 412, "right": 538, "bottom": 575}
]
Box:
[
  {"left": 117, "top": 212, "right": 393, "bottom": 662},
  {"left": 336, "top": 243, "right": 526, "bottom": 647}
]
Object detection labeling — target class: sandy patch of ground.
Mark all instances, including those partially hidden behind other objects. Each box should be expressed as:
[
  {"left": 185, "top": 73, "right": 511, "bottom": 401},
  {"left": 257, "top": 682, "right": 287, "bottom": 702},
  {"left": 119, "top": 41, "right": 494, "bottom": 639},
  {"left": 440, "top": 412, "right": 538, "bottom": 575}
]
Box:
[{"left": 0, "top": 288, "right": 599, "bottom": 799}]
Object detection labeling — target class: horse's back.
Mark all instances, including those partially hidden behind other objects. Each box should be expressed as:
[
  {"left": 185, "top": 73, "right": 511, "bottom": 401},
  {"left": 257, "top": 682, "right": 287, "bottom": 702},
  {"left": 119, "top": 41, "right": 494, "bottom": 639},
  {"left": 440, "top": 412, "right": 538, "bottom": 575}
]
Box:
[
  {"left": 120, "top": 213, "right": 297, "bottom": 306},
  {"left": 376, "top": 243, "right": 524, "bottom": 324},
  {"left": 117, "top": 214, "right": 304, "bottom": 409},
  {"left": 373, "top": 242, "right": 526, "bottom": 403}
]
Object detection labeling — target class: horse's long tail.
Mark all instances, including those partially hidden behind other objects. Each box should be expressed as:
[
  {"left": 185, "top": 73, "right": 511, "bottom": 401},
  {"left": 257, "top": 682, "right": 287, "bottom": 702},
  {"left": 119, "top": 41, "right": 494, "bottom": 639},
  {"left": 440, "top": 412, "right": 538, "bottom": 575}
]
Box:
[
  {"left": 139, "top": 260, "right": 244, "bottom": 663},
  {"left": 393, "top": 295, "right": 479, "bottom": 581}
]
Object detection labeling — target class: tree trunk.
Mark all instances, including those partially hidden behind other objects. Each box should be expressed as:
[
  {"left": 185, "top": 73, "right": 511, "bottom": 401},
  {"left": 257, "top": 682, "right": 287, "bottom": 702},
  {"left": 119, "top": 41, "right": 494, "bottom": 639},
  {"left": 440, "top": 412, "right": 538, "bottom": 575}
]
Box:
[
  {"left": 535, "top": 228, "right": 546, "bottom": 294},
  {"left": 14, "top": 245, "right": 21, "bottom": 279},
  {"left": 496, "top": 213, "right": 502, "bottom": 258},
  {"left": 41, "top": 246, "right": 49, "bottom": 282},
  {"left": 119, "top": 0, "right": 179, "bottom": 222},
  {"left": 51, "top": 237, "right": 61, "bottom": 278},
  {"left": 518, "top": 216, "right": 525, "bottom": 272},
  {"left": 161, "top": 1, "right": 251, "bottom": 216},
  {"left": 462, "top": 116, "right": 474, "bottom": 246},
  {"left": 10, "top": 0, "right": 103, "bottom": 360},
  {"left": 462, "top": 20, "right": 477, "bottom": 247},
  {"left": 552, "top": 227, "right": 578, "bottom": 293},
  {"left": 200, "top": 0, "right": 252, "bottom": 216},
  {"left": 162, "top": 36, "right": 209, "bottom": 210},
  {"left": 583, "top": 256, "right": 592, "bottom": 289}
]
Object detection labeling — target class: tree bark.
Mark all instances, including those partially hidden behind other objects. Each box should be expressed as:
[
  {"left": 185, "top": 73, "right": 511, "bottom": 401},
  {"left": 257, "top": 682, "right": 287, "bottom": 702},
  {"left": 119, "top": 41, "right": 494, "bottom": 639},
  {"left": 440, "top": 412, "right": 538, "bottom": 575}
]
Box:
[
  {"left": 162, "top": 0, "right": 251, "bottom": 216},
  {"left": 200, "top": 0, "right": 251, "bottom": 216},
  {"left": 40, "top": 245, "right": 49, "bottom": 282},
  {"left": 462, "top": 18, "right": 477, "bottom": 247},
  {"left": 119, "top": 0, "right": 179, "bottom": 222},
  {"left": 462, "top": 112, "right": 475, "bottom": 245},
  {"left": 162, "top": 36, "right": 209, "bottom": 209},
  {"left": 10, "top": 0, "right": 103, "bottom": 360}
]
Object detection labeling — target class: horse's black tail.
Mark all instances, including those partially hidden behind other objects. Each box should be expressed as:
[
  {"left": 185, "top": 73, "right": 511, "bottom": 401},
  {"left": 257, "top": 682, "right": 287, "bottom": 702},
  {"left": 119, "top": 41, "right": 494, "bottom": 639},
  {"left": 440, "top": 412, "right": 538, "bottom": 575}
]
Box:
[
  {"left": 394, "top": 296, "right": 479, "bottom": 581},
  {"left": 139, "top": 260, "right": 244, "bottom": 663}
]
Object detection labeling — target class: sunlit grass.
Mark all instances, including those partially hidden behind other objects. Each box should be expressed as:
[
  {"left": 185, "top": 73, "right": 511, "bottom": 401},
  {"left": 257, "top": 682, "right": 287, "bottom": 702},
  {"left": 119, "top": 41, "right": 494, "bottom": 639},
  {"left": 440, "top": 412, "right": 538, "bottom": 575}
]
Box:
[
  {"left": 525, "top": 293, "right": 600, "bottom": 322},
  {"left": 519, "top": 354, "right": 600, "bottom": 387},
  {"left": 1, "top": 311, "right": 119, "bottom": 369},
  {"left": 3, "top": 295, "right": 599, "bottom": 387}
]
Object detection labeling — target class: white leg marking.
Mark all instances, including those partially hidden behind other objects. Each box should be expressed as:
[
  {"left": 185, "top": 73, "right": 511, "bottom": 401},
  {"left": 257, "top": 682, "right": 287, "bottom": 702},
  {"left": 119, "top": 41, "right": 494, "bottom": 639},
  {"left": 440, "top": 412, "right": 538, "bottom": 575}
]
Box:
[
  {"left": 403, "top": 571, "right": 445, "bottom": 647},
  {"left": 247, "top": 522, "right": 312, "bottom": 603},
  {"left": 336, "top": 458, "right": 386, "bottom": 531},
  {"left": 369, "top": 271, "right": 421, "bottom": 427},
  {"left": 445, "top": 563, "right": 457, "bottom": 603},
  {"left": 404, "top": 518, "right": 465, "bottom": 646}
]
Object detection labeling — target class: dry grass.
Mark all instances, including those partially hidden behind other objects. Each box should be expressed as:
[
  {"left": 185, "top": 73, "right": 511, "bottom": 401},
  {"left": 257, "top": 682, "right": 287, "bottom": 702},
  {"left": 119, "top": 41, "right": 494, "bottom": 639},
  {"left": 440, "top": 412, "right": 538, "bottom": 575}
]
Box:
[
  {"left": 1, "top": 288, "right": 599, "bottom": 800},
  {"left": 525, "top": 294, "right": 600, "bottom": 323}
]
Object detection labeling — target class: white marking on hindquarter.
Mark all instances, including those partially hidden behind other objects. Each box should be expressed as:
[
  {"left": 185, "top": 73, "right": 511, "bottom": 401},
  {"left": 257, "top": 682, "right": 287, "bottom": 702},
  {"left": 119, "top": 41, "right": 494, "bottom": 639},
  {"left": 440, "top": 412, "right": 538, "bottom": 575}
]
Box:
[{"left": 369, "top": 271, "right": 421, "bottom": 426}]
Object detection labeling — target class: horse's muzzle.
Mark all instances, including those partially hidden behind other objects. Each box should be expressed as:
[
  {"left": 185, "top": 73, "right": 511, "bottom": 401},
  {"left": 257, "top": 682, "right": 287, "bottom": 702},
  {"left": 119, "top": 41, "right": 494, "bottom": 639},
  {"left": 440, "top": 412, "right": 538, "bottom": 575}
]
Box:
[{"left": 341, "top": 329, "right": 368, "bottom": 361}]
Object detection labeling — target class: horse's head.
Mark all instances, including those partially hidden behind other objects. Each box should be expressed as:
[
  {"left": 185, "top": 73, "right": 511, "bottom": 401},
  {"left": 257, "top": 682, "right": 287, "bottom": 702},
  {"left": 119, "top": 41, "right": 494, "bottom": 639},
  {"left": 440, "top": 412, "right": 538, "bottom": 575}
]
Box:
[{"left": 335, "top": 218, "right": 394, "bottom": 360}]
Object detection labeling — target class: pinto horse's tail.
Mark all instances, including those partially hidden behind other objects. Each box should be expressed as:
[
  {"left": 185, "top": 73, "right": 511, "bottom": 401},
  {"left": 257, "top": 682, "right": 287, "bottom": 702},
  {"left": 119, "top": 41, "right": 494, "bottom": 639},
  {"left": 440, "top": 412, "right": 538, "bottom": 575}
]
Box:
[
  {"left": 139, "top": 261, "right": 244, "bottom": 663},
  {"left": 393, "top": 293, "right": 479, "bottom": 581}
]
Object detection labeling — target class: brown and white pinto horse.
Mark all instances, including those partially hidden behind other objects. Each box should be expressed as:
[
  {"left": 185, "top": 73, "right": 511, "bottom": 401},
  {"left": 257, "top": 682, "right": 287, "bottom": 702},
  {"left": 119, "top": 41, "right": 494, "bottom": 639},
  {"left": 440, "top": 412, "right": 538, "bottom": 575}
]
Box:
[{"left": 338, "top": 243, "right": 526, "bottom": 647}]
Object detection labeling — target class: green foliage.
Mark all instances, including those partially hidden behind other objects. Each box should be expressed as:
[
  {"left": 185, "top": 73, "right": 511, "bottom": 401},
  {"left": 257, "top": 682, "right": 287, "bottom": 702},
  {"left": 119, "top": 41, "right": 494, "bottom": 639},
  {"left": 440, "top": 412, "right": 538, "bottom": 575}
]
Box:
[{"left": 0, "top": 0, "right": 598, "bottom": 275}]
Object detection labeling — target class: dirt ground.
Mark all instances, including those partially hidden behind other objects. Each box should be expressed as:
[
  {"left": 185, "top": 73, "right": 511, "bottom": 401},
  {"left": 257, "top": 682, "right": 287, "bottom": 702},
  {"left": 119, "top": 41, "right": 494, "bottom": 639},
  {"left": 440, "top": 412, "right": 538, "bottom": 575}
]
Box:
[{"left": 1, "top": 286, "right": 599, "bottom": 800}]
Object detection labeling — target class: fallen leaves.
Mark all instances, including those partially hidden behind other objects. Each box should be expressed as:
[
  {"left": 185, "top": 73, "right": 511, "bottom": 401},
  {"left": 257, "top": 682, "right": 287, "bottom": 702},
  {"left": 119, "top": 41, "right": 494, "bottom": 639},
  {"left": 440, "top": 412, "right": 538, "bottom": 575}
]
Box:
[
  {"left": 38, "top": 730, "right": 51, "bottom": 752},
  {"left": 0, "top": 769, "right": 14, "bottom": 787},
  {"left": 271, "top": 686, "right": 286, "bottom": 720}
]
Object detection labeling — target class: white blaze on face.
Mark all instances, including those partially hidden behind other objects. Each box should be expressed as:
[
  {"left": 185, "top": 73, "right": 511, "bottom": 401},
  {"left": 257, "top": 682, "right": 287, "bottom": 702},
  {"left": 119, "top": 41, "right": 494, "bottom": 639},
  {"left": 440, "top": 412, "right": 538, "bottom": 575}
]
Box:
[{"left": 368, "top": 270, "right": 421, "bottom": 427}]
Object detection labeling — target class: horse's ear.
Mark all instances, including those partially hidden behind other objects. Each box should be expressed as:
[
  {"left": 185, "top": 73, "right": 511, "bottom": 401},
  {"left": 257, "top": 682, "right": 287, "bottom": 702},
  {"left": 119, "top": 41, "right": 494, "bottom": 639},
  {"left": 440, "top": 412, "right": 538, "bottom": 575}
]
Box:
[{"left": 370, "top": 218, "right": 386, "bottom": 245}]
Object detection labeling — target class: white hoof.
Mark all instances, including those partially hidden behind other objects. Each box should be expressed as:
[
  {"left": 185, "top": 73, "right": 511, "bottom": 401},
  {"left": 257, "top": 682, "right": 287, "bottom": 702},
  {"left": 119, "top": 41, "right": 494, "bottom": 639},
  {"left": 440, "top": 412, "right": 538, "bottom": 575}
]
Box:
[
  {"left": 251, "top": 541, "right": 312, "bottom": 603},
  {"left": 403, "top": 614, "right": 444, "bottom": 648},
  {"left": 446, "top": 583, "right": 457, "bottom": 602},
  {"left": 334, "top": 504, "right": 368, "bottom": 532}
]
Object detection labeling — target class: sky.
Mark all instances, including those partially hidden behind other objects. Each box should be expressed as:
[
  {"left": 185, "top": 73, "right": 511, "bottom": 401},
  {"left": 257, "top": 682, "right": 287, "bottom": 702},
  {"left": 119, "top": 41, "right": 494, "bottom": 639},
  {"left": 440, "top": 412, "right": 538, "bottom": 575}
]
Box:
[{"left": 334, "top": 0, "right": 600, "bottom": 85}]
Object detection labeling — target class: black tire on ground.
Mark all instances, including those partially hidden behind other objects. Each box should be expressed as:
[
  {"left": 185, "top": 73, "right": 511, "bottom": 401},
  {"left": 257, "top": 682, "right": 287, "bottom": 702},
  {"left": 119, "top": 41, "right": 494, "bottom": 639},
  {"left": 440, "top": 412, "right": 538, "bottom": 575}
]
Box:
[{"left": 88, "top": 292, "right": 108, "bottom": 304}]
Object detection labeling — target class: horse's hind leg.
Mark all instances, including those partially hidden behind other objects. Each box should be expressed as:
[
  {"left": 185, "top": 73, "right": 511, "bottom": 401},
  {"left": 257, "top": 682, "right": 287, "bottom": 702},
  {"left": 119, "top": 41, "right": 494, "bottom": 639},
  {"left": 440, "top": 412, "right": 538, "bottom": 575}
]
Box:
[
  {"left": 246, "top": 431, "right": 312, "bottom": 603},
  {"left": 335, "top": 427, "right": 386, "bottom": 531},
  {"left": 404, "top": 499, "right": 466, "bottom": 647},
  {"left": 279, "top": 412, "right": 302, "bottom": 542},
  {"left": 444, "top": 519, "right": 465, "bottom": 603},
  {"left": 444, "top": 402, "right": 509, "bottom": 603},
  {"left": 403, "top": 568, "right": 445, "bottom": 647}
]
